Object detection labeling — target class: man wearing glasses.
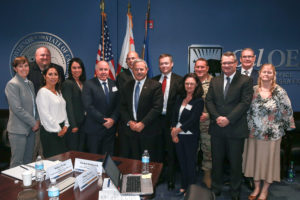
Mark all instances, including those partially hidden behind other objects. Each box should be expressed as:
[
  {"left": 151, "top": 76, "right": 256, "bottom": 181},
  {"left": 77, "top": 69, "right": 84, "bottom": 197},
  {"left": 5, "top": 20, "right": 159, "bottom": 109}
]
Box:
[
  {"left": 206, "top": 51, "right": 253, "bottom": 200},
  {"left": 240, "top": 48, "right": 258, "bottom": 85}
]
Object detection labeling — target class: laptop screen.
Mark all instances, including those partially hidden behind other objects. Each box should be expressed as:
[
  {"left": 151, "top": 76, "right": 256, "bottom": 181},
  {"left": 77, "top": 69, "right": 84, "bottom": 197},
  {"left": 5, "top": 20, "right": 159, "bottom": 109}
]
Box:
[{"left": 103, "top": 154, "right": 122, "bottom": 188}]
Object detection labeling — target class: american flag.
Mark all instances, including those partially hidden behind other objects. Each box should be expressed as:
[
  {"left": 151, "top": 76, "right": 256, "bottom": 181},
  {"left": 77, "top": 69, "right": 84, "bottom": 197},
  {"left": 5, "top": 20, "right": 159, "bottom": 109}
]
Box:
[{"left": 96, "top": 13, "right": 116, "bottom": 80}]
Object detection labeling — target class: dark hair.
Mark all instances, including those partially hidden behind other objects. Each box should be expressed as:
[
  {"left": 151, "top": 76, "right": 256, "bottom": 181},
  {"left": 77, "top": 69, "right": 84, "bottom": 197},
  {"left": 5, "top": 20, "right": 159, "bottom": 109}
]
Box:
[
  {"left": 42, "top": 65, "right": 62, "bottom": 93},
  {"left": 12, "top": 56, "right": 29, "bottom": 68},
  {"left": 67, "top": 57, "right": 86, "bottom": 82},
  {"left": 179, "top": 73, "right": 204, "bottom": 99}
]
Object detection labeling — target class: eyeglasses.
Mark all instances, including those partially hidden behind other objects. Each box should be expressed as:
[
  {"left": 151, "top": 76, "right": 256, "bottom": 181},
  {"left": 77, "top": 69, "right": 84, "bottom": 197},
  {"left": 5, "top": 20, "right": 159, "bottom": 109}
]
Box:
[
  {"left": 221, "top": 62, "right": 235, "bottom": 65},
  {"left": 241, "top": 55, "right": 255, "bottom": 59}
]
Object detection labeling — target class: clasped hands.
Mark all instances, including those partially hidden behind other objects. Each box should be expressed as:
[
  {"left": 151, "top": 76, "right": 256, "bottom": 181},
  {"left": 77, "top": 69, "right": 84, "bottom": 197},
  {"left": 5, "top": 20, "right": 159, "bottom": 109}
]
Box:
[
  {"left": 128, "top": 121, "right": 145, "bottom": 133},
  {"left": 103, "top": 118, "right": 115, "bottom": 129},
  {"left": 216, "top": 116, "right": 230, "bottom": 127}
]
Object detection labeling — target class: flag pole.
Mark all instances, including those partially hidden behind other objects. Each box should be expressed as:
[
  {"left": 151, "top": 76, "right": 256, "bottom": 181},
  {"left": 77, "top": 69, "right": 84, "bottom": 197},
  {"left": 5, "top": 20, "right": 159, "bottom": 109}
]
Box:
[
  {"left": 142, "top": 0, "right": 150, "bottom": 59},
  {"left": 100, "top": 0, "right": 105, "bottom": 60}
]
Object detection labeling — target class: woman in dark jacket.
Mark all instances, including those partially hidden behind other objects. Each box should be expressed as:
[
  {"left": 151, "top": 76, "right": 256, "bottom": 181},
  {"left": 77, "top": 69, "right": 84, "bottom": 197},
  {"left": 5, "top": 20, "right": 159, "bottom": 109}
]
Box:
[
  {"left": 171, "top": 73, "right": 204, "bottom": 196},
  {"left": 62, "top": 57, "right": 86, "bottom": 151}
]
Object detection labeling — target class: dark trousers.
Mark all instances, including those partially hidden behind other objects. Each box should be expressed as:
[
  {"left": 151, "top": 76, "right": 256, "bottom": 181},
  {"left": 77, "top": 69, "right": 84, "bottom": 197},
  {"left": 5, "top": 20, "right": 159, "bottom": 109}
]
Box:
[
  {"left": 40, "top": 126, "right": 68, "bottom": 158},
  {"left": 122, "top": 132, "right": 163, "bottom": 162},
  {"left": 160, "top": 115, "right": 176, "bottom": 182},
  {"left": 211, "top": 135, "right": 244, "bottom": 197},
  {"left": 118, "top": 122, "right": 130, "bottom": 158},
  {"left": 175, "top": 134, "right": 198, "bottom": 190},
  {"left": 65, "top": 127, "right": 86, "bottom": 152},
  {"left": 87, "top": 131, "right": 115, "bottom": 155}
]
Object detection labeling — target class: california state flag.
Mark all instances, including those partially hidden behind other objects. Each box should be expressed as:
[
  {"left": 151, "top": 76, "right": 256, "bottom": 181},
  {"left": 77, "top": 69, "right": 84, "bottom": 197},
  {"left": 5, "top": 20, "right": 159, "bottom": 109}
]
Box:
[{"left": 117, "top": 12, "right": 135, "bottom": 75}]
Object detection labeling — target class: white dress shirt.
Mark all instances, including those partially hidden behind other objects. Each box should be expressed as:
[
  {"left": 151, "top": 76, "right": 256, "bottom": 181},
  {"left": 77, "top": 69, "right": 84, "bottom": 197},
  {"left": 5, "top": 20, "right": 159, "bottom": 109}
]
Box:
[
  {"left": 98, "top": 78, "right": 109, "bottom": 92},
  {"left": 241, "top": 67, "right": 253, "bottom": 76},
  {"left": 159, "top": 72, "right": 172, "bottom": 115},
  {"left": 36, "top": 87, "right": 69, "bottom": 132},
  {"left": 223, "top": 72, "right": 236, "bottom": 91},
  {"left": 132, "top": 77, "right": 146, "bottom": 120}
]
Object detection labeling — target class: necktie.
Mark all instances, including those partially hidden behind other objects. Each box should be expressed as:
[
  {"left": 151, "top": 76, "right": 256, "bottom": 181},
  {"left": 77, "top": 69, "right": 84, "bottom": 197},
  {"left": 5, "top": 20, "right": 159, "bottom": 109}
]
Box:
[
  {"left": 224, "top": 77, "right": 231, "bottom": 98},
  {"left": 244, "top": 70, "right": 249, "bottom": 76},
  {"left": 102, "top": 82, "right": 110, "bottom": 104},
  {"left": 134, "top": 82, "right": 140, "bottom": 113},
  {"left": 162, "top": 76, "right": 167, "bottom": 94}
]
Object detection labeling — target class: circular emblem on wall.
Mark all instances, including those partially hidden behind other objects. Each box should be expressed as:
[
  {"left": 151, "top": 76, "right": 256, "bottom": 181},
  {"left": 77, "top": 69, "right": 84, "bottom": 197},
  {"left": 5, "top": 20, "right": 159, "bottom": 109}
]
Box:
[{"left": 9, "top": 32, "right": 73, "bottom": 77}]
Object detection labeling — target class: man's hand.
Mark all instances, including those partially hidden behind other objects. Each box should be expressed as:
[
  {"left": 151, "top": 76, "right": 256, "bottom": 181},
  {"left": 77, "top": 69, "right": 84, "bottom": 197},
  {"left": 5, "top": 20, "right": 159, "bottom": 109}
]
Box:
[
  {"left": 134, "top": 122, "right": 145, "bottom": 133},
  {"left": 216, "top": 116, "right": 230, "bottom": 127},
  {"left": 71, "top": 127, "right": 79, "bottom": 133},
  {"left": 103, "top": 118, "right": 115, "bottom": 129},
  {"left": 129, "top": 121, "right": 137, "bottom": 131}
]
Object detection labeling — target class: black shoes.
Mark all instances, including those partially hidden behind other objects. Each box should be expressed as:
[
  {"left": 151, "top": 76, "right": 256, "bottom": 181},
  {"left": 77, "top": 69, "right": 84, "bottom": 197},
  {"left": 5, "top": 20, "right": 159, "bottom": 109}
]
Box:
[
  {"left": 175, "top": 189, "right": 185, "bottom": 196},
  {"left": 244, "top": 177, "right": 254, "bottom": 190},
  {"left": 231, "top": 196, "right": 240, "bottom": 200}
]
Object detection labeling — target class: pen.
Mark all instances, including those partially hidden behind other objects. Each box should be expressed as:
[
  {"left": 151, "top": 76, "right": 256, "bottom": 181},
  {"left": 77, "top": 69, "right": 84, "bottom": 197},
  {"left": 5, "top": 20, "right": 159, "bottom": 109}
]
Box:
[
  {"left": 107, "top": 179, "right": 110, "bottom": 187},
  {"left": 20, "top": 165, "right": 29, "bottom": 170}
]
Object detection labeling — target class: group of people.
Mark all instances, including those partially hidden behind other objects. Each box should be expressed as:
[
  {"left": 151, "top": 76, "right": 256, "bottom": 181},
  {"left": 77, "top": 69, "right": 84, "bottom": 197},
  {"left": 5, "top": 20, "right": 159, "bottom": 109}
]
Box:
[{"left": 5, "top": 46, "right": 295, "bottom": 200}]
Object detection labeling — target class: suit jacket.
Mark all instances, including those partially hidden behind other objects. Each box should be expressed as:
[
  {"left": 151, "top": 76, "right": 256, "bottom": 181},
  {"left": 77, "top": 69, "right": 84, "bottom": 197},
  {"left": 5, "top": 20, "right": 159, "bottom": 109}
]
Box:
[
  {"left": 120, "top": 78, "right": 163, "bottom": 136},
  {"left": 62, "top": 79, "right": 85, "bottom": 129},
  {"left": 116, "top": 68, "right": 134, "bottom": 90},
  {"left": 5, "top": 74, "right": 39, "bottom": 135},
  {"left": 205, "top": 71, "right": 253, "bottom": 138},
  {"left": 152, "top": 73, "right": 182, "bottom": 123},
  {"left": 171, "top": 97, "right": 204, "bottom": 136},
  {"left": 82, "top": 77, "right": 119, "bottom": 135},
  {"left": 28, "top": 61, "right": 65, "bottom": 94}
]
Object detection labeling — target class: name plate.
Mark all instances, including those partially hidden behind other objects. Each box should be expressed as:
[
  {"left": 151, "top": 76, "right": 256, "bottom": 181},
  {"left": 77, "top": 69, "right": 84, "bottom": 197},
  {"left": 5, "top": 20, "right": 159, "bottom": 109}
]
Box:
[
  {"left": 46, "top": 159, "right": 73, "bottom": 180},
  {"left": 74, "top": 158, "right": 102, "bottom": 175},
  {"left": 74, "top": 167, "right": 98, "bottom": 191}
]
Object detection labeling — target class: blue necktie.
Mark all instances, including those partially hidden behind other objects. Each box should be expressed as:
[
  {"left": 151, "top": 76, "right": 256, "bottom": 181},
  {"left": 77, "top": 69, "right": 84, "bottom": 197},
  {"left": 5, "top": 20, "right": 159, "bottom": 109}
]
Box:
[
  {"left": 134, "top": 82, "right": 140, "bottom": 113},
  {"left": 224, "top": 77, "right": 231, "bottom": 98},
  {"left": 102, "top": 82, "right": 110, "bottom": 104}
]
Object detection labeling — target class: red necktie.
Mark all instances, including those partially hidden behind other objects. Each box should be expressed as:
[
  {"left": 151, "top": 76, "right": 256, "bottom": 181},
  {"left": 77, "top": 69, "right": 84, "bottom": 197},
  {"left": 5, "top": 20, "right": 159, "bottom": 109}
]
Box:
[{"left": 162, "top": 76, "right": 167, "bottom": 94}]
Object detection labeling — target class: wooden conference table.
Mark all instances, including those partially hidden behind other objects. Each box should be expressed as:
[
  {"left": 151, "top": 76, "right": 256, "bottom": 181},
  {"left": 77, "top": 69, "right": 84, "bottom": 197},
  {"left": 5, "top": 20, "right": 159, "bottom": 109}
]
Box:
[{"left": 0, "top": 151, "right": 163, "bottom": 200}]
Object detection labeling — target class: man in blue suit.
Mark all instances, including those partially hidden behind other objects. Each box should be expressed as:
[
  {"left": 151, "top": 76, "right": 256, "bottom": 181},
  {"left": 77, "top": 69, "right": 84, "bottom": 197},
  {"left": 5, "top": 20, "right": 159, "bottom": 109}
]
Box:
[
  {"left": 82, "top": 61, "right": 119, "bottom": 155},
  {"left": 239, "top": 48, "right": 258, "bottom": 85}
]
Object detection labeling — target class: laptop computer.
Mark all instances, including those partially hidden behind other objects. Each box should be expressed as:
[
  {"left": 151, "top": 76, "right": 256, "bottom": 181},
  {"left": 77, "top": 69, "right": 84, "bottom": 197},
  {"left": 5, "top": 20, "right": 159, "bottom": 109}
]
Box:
[{"left": 102, "top": 154, "right": 153, "bottom": 195}]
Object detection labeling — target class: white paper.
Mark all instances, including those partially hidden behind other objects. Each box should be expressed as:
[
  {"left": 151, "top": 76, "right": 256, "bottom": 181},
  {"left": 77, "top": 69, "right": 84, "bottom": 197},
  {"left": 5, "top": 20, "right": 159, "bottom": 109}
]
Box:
[
  {"left": 74, "top": 167, "right": 98, "bottom": 191},
  {"left": 185, "top": 104, "right": 192, "bottom": 110}
]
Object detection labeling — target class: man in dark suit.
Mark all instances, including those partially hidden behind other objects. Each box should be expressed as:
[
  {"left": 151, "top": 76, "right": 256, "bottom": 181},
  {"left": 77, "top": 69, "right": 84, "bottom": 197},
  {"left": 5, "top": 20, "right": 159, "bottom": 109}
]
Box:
[
  {"left": 206, "top": 52, "right": 253, "bottom": 200},
  {"left": 152, "top": 54, "right": 182, "bottom": 190},
  {"left": 239, "top": 48, "right": 258, "bottom": 84},
  {"left": 116, "top": 51, "right": 139, "bottom": 89},
  {"left": 82, "top": 61, "right": 119, "bottom": 155},
  {"left": 120, "top": 59, "right": 163, "bottom": 162},
  {"left": 116, "top": 51, "right": 139, "bottom": 157}
]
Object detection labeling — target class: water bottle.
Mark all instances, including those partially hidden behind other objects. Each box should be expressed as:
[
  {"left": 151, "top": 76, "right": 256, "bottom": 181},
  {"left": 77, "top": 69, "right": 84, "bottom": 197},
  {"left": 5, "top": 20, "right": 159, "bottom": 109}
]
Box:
[
  {"left": 48, "top": 178, "right": 60, "bottom": 200},
  {"left": 287, "top": 161, "right": 295, "bottom": 182},
  {"left": 142, "top": 150, "right": 150, "bottom": 174},
  {"left": 35, "top": 155, "right": 44, "bottom": 182}
]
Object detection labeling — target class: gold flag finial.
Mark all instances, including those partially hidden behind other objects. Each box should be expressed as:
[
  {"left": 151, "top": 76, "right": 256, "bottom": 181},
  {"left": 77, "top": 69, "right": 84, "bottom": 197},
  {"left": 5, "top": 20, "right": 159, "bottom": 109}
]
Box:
[
  {"left": 128, "top": 1, "right": 131, "bottom": 13},
  {"left": 100, "top": 0, "right": 105, "bottom": 13}
]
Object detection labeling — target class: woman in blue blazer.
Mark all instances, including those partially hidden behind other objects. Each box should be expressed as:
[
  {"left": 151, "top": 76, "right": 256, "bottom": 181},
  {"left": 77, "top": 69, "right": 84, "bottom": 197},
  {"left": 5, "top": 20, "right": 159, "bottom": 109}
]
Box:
[{"left": 171, "top": 73, "right": 204, "bottom": 196}]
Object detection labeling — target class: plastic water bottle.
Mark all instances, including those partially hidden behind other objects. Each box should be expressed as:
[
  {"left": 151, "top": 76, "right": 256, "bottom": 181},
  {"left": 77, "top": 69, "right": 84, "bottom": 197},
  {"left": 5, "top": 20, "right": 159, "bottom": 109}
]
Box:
[
  {"left": 48, "top": 178, "right": 60, "bottom": 200},
  {"left": 142, "top": 150, "right": 150, "bottom": 174},
  {"left": 287, "top": 161, "right": 295, "bottom": 182},
  {"left": 35, "top": 155, "right": 44, "bottom": 182}
]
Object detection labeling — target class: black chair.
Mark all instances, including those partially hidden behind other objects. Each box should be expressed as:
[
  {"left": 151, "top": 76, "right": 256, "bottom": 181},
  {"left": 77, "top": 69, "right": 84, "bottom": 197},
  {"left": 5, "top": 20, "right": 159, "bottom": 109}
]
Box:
[{"left": 184, "top": 184, "right": 216, "bottom": 200}]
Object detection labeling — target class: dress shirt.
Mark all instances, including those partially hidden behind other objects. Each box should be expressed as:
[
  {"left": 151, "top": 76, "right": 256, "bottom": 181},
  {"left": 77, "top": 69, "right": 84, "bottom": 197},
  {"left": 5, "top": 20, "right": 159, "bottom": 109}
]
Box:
[
  {"left": 132, "top": 77, "right": 146, "bottom": 120},
  {"left": 159, "top": 72, "right": 172, "bottom": 115},
  {"left": 241, "top": 67, "right": 253, "bottom": 77},
  {"left": 223, "top": 72, "right": 236, "bottom": 91},
  {"left": 98, "top": 79, "right": 109, "bottom": 92},
  {"left": 36, "top": 87, "right": 69, "bottom": 132}
]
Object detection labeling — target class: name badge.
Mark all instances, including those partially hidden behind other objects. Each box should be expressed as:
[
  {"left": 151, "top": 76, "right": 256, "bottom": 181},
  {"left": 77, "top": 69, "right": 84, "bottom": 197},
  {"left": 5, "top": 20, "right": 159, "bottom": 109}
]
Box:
[
  {"left": 74, "top": 158, "right": 102, "bottom": 175},
  {"left": 112, "top": 86, "right": 118, "bottom": 92},
  {"left": 74, "top": 167, "right": 98, "bottom": 191},
  {"left": 46, "top": 159, "right": 73, "bottom": 180},
  {"left": 185, "top": 104, "right": 192, "bottom": 110}
]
